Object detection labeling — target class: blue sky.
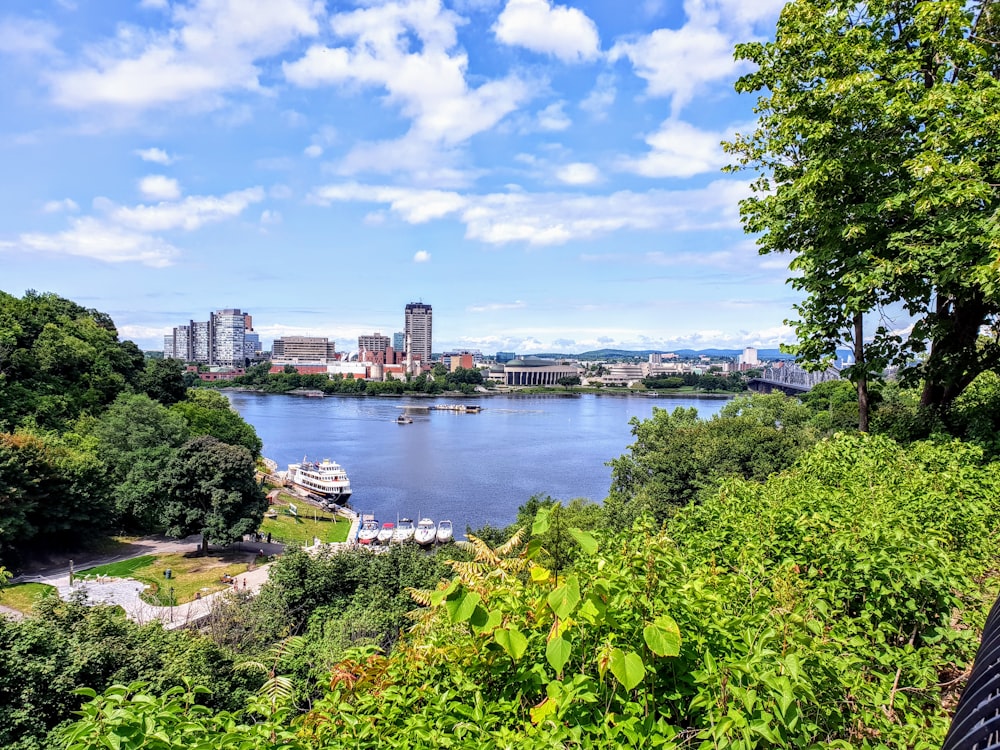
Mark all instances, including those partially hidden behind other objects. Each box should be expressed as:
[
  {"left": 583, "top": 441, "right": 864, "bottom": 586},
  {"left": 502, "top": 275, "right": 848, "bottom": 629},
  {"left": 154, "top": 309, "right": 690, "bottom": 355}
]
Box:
[{"left": 0, "top": 0, "right": 798, "bottom": 354}]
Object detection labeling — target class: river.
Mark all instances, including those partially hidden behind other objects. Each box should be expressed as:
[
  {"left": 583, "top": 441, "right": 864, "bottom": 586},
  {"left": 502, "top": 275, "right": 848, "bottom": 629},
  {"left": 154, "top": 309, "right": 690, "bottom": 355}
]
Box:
[{"left": 226, "top": 391, "right": 729, "bottom": 535}]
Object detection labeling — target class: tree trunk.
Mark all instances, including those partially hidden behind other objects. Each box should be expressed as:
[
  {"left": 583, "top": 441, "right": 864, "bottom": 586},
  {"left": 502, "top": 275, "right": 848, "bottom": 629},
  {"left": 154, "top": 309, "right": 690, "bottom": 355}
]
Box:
[
  {"left": 854, "top": 313, "right": 870, "bottom": 433},
  {"left": 920, "top": 292, "right": 996, "bottom": 409},
  {"left": 201, "top": 532, "right": 209, "bottom": 556}
]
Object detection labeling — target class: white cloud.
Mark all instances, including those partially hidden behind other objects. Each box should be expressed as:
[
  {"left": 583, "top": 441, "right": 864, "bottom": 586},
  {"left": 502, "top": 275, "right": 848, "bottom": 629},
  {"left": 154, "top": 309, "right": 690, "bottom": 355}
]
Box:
[
  {"left": 304, "top": 144, "right": 323, "bottom": 158},
  {"left": 109, "top": 187, "right": 265, "bottom": 231},
  {"left": 49, "top": 0, "right": 322, "bottom": 110},
  {"left": 310, "top": 183, "right": 468, "bottom": 223},
  {"left": 0, "top": 17, "right": 60, "bottom": 57},
  {"left": 9, "top": 185, "right": 265, "bottom": 267},
  {"left": 17, "top": 217, "right": 179, "bottom": 267},
  {"left": 413, "top": 250, "right": 431, "bottom": 262},
  {"left": 42, "top": 198, "right": 79, "bottom": 213},
  {"left": 609, "top": 0, "right": 783, "bottom": 114},
  {"left": 618, "top": 118, "right": 728, "bottom": 178},
  {"left": 284, "top": 0, "right": 532, "bottom": 176},
  {"left": 537, "top": 102, "right": 570, "bottom": 131},
  {"left": 312, "top": 179, "right": 750, "bottom": 246},
  {"left": 261, "top": 209, "right": 282, "bottom": 224},
  {"left": 135, "top": 147, "right": 173, "bottom": 164},
  {"left": 468, "top": 301, "right": 526, "bottom": 312},
  {"left": 493, "top": 0, "right": 600, "bottom": 63},
  {"left": 580, "top": 73, "right": 616, "bottom": 118},
  {"left": 555, "top": 162, "right": 600, "bottom": 185},
  {"left": 139, "top": 175, "right": 182, "bottom": 200}
]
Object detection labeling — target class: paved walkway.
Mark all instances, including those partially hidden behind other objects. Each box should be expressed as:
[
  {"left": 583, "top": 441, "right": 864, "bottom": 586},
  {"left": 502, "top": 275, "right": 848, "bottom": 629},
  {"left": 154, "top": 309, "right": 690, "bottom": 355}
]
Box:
[
  {"left": 7, "top": 513, "right": 361, "bottom": 630},
  {"left": 10, "top": 535, "right": 283, "bottom": 631}
]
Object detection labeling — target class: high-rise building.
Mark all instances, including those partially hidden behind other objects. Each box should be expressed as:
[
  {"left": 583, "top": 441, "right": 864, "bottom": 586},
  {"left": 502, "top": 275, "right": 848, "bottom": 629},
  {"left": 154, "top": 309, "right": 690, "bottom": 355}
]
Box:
[
  {"left": 392, "top": 331, "right": 405, "bottom": 352},
  {"left": 211, "top": 309, "right": 247, "bottom": 367},
  {"left": 404, "top": 302, "right": 432, "bottom": 364},
  {"left": 191, "top": 321, "right": 210, "bottom": 362},
  {"left": 359, "top": 332, "right": 391, "bottom": 354},
  {"left": 164, "top": 309, "right": 256, "bottom": 365},
  {"left": 271, "top": 336, "right": 337, "bottom": 362}
]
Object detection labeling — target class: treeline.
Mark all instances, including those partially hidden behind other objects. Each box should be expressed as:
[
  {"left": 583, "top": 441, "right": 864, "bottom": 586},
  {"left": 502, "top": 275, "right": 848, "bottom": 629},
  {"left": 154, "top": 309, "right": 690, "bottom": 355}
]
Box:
[
  {"left": 642, "top": 371, "right": 748, "bottom": 392},
  {"left": 206, "top": 361, "right": 487, "bottom": 395},
  {"left": 0, "top": 290, "right": 267, "bottom": 566}
]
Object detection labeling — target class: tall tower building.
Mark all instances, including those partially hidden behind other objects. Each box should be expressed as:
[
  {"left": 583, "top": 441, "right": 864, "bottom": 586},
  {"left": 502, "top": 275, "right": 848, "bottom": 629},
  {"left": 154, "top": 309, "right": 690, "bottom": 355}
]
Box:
[
  {"left": 211, "top": 309, "right": 247, "bottom": 367},
  {"left": 404, "top": 302, "right": 432, "bottom": 364}
]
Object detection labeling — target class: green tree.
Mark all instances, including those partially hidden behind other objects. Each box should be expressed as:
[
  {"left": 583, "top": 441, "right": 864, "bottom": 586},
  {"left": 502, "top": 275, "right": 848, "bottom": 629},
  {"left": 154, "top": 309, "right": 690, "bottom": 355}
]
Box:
[
  {"left": 0, "top": 291, "right": 146, "bottom": 431},
  {"left": 171, "top": 390, "right": 263, "bottom": 456},
  {"left": 160, "top": 435, "right": 267, "bottom": 554},
  {"left": 136, "top": 357, "right": 187, "bottom": 406},
  {"left": 556, "top": 375, "right": 581, "bottom": 389},
  {"left": 725, "top": 0, "right": 1000, "bottom": 427},
  {"left": 95, "top": 394, "right": 190, "bottom": 531},
  {"left": 606, "top": 397, "right": 815, "bottom": 526}
]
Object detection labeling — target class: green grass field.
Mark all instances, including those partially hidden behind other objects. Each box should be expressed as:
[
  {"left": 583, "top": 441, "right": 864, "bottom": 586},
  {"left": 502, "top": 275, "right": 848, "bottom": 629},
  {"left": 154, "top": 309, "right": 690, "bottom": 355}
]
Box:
[
  {"left": 79, "top": 552, "right": 252, "bottom": 605},
  {"left": 0, "top": 582, "right": 57, "bottom": 613},
  {"left": 260, "top": 505, "right": 351, "bottom": 545}
]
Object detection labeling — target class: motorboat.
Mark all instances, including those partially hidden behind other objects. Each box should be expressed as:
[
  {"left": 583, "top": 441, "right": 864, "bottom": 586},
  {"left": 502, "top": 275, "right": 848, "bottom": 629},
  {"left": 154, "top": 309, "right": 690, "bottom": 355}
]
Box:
[
  {"left": 392, "top": 518, "right": 415, "bottom": 544},
  {"left": 285, "top": 457, "right": 352, "bottom": 503},
  {"left": 436, "top": 520, "right": 454, "bottom": 544},
  {"left": 414, "top": 518, "right": 436, "bottom": 547},
  {"left": 396, "top": 414, "right": 413, "bottom": 424},
  {"left": 376, "top": 522, "right": 395, "bottom": 545},
  {"left": 357, "top": 518, "right": 380, "bottom": 545}
]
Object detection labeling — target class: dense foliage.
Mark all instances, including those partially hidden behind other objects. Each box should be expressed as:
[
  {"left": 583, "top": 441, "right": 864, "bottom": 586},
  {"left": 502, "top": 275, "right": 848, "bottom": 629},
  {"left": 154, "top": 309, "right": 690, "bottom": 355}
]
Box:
[
  {"left": 605, "top": 394, "right": 817, "bottom": 526},
  {"left": 0, "top": 290, "right": 266, "bottom": 564}
]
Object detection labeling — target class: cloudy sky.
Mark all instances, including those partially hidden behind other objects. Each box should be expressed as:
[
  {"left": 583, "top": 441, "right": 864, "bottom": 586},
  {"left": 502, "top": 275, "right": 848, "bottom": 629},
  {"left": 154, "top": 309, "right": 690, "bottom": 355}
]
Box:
[{"left": 0, "top": 0, "right": 797, "bottom": 354}]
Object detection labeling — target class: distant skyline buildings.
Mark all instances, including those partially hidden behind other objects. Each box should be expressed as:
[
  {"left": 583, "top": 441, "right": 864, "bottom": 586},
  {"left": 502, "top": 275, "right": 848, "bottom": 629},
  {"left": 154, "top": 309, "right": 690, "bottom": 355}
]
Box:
[
  {"left": 404, "top": 302, "right": 432, "bottom": 365},
  {"left": 164, "top": 308, "right": 257, "bottom": 367}
]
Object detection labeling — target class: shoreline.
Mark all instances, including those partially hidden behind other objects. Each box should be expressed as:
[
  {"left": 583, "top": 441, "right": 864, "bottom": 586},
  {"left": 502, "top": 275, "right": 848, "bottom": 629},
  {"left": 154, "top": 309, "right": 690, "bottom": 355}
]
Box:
[{"left": 217, "top": 385, "right": 741, "bottom": 400}]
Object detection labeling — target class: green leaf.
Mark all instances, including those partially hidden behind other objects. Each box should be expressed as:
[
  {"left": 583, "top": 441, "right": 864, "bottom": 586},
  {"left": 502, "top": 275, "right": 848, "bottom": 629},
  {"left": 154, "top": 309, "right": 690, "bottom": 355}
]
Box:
[
  {"left": 532, "top": 507, "right": 551, "bottom": 536},
  {"left": 568, "top": 527, "right": 598, "bottom": 555},
  {"left": 643, "top": 614, "right": 681, "bottom": 657},
  {"left": 546, "top": 635, "right": 572, "bottom": 674},
  {"left": 445, "top": 590, "right": 481, "bottom": 624},
  {"left": 609, "top": 648, "right": 645, "bottom": 691},
  {"left": 495, "top": 627, "right": 528, "bottom": 661},
  {"left": 547, "top": 575, "right": 581, "bottom": 619}
]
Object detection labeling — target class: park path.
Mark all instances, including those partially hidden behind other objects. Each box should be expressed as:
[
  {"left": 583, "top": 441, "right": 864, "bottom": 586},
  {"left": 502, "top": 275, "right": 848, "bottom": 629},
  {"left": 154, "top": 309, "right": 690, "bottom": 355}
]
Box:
[{"left": 6, "top": 514, "right": 362, "bottom": 630}]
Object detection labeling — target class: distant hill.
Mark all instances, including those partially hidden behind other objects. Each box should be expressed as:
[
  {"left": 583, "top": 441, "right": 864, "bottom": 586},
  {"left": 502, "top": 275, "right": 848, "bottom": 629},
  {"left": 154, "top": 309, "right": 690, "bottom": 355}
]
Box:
[{"left": 525, "top": 348, "right": 851, "bottom": 362}]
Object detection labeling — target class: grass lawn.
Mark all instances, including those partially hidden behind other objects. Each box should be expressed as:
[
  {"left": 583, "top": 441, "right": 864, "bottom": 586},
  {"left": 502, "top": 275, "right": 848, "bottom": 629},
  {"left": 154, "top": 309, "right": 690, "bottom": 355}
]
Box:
[
  {"left": 261, "top": 496, "right": 351, "bottom": 545},
  {"left": 79, "top": 551, "right": 254, "bottom": 605},
  {"left": 0, "top": 582, "right": 57, "bottom": 613}
]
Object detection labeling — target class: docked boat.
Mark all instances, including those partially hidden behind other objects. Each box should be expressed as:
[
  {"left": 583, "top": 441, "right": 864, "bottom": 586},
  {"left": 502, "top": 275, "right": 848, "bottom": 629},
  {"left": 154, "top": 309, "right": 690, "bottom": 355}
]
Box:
[
  {"left": 285, "top": 457, "right": 352, "bottom": 503},
  {"left": 357, "top": 517, "right": 380, "bottom": 545},
  {"left": 392, "top": 518, "right": 415, "bottom": 544},
  {"left": 376, "top": 522, "right": 395, "bottom": 545},
  {"left": 414, "top": 518, "right": 436, "bottom": 546},
  {"left": 436, "top": 520, "right": 454, "bottom": 544},
  {"left": 396, "top": 414, "right": 413, "bottom": 424}
]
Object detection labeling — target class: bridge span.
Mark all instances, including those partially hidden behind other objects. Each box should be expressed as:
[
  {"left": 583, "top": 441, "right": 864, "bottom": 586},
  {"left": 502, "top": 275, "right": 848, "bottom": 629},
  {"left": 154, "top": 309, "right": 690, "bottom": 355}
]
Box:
[{"left": 747, "top": 364, "right": 841, "bottom": 396}]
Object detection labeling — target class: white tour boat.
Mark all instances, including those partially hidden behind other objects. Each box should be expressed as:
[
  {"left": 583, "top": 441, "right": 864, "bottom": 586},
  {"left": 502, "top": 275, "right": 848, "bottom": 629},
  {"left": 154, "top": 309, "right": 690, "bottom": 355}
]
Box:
[
  {"left": 285, "top": 457, "right": 352, "bottom": 503},
  {"left": 392, "top": 518, "right": 415, "bottom": 544},
  {"left": 436, "top": 520, "right": 454, "bottom": 544},
  {"left": 414, "top": 518, "right": 436, "bottom": 547}
]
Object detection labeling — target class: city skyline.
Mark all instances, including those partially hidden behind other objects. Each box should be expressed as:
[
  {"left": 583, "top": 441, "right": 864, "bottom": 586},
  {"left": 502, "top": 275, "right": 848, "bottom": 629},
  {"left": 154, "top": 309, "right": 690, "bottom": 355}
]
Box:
[{"left": 0, "top": 0, "right": 820, "bottom": 355}]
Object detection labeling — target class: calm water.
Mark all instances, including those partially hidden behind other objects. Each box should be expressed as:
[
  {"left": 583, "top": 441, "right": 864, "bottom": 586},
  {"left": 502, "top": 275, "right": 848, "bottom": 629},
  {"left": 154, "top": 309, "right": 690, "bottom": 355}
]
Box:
[{"left": 226, "top": 392, "right": 728, "bottom": 534}]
